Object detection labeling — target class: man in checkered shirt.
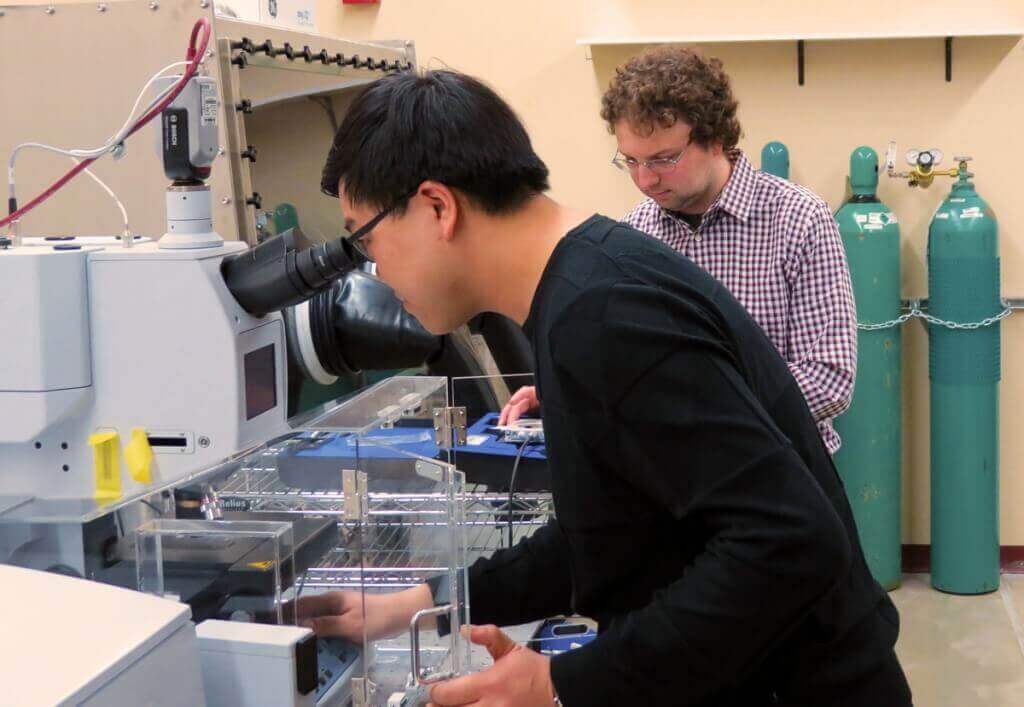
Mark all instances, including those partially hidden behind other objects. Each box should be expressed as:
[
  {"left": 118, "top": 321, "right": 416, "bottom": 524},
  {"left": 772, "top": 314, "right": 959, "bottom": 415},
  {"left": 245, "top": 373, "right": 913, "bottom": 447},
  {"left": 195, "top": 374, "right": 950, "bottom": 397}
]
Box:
[
  {"left": 603, "top": 46, "right": 856, "bottom": 454},
  {"left": 502, "top": 47, "right": 857, "bottom": 454}
]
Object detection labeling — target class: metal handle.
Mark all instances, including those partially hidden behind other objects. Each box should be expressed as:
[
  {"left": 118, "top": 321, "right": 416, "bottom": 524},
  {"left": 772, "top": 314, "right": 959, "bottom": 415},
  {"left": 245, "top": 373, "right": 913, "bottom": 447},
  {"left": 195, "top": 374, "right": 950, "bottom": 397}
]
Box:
[{"left": 410, "top": 604, "right": 454, "bottom": 685}]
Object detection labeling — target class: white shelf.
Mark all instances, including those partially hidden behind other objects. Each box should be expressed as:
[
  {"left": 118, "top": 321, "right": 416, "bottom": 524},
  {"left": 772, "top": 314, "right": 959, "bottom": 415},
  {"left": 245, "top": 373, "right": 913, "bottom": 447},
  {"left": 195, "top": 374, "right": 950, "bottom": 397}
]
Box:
[
  {"left": 578, "top": 29, "right": 1023, "bottom": 85},
  {"left": 577, "top": 29, "right": 1024, "bottom": 46}
]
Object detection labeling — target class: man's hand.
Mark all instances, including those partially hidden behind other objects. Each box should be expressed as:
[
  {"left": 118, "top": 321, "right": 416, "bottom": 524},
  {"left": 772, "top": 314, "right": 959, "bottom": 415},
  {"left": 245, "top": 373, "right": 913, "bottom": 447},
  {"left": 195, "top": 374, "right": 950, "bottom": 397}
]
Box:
[
  {"left": 498, "top": 386, "right": 540, "bottom": 426},
  {"left": 295, "top": 584, "right": 433, "bottom": 642},
  {"left": 428, "top": 625, "right": 556, "bottom": 707}
]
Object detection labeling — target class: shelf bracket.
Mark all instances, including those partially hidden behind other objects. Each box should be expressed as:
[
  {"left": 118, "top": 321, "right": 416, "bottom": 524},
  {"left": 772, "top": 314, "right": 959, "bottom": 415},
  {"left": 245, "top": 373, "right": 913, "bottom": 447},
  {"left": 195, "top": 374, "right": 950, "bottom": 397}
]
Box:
[
  {"left": 797, "top": 39, "right": 805, "bottom": 86},
  {"left": 945, "top": 36, "right": 953, "bottom": 82}
]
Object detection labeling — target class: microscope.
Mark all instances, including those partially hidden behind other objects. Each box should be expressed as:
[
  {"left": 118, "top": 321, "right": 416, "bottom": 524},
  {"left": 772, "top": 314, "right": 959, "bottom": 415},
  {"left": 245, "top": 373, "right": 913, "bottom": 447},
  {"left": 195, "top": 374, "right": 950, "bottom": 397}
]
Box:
[{"left": 0, "top": 68, "right": 379, "bottom": 576}]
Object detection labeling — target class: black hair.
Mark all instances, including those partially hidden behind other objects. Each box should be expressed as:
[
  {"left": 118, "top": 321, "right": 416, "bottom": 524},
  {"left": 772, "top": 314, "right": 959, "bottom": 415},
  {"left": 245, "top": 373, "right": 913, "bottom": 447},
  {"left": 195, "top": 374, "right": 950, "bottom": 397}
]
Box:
[{"left": 321, "top": 70, "right": 550, "bottom": 214}]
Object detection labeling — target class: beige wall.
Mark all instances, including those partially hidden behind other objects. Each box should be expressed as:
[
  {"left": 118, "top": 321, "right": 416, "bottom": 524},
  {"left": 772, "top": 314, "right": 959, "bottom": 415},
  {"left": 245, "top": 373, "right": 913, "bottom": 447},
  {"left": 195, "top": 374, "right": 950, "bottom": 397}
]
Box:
[
  {"left": 4, "top": 0, "right": 1022, "bottom": 545},
  {"left": 314, "top": 0, "right": 1024, "bottom": 545}
]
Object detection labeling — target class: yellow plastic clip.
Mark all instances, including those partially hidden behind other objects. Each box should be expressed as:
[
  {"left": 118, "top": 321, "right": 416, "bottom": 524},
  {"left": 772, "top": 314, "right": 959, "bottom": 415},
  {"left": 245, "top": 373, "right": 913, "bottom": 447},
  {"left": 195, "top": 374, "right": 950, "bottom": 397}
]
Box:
[
  {"left": 88, "top": 431, "right": 122, "bottom": 501},
  {"left": 125, "top": 428, "right": 154, "bottom": 484}
]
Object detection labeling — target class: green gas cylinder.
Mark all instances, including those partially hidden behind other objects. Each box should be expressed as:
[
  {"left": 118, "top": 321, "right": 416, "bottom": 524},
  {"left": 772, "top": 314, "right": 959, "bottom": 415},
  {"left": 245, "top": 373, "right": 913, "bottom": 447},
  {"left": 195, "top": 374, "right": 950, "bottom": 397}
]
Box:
[
  {"left": 834, "top": 146, "right": 902, "bottom": 590},
  {"left": 273, "top": 202, "right": 300, "bottom": 235},
  {"left": 928, "top": 159, "right": 1001, "bottom": 594},
  {"left": 761, "top": 141, "right": 790, "bottom": 179}
]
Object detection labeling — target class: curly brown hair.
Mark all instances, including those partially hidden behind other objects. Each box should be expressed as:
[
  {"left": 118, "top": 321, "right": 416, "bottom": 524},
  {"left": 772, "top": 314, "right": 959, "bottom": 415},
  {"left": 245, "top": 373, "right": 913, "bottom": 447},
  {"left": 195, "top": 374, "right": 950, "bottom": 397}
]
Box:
[{"left": 601, "top": 46, "right": 742, "bottom": 149}]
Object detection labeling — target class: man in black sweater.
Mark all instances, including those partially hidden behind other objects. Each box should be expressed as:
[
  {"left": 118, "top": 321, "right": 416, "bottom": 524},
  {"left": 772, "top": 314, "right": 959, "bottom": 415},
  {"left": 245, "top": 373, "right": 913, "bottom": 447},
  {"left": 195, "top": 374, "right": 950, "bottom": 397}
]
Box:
[{"left": 303, "top": 68, "right": 912, "bottom": 706}]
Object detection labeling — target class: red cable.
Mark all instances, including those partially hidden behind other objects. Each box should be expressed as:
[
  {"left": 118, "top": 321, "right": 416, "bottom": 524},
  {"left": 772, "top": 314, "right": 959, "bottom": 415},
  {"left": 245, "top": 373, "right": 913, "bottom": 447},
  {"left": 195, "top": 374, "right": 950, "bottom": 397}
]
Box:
[{"left": 0, "top": 17, "right": 212, "bottom": 231}]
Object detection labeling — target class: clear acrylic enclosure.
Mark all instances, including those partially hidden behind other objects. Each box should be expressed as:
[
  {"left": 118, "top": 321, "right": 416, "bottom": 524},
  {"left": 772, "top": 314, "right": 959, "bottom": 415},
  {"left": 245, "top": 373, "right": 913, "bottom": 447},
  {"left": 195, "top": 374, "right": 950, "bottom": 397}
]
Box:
[
  {"left": 134, "top": 375, "right": 558, "bottom": 704},
  {"left": 136, "top": 518, "right": 295, "bottom": 625},
  {"left": 187, "top": 376, "right": 473, "bottom": 704}
]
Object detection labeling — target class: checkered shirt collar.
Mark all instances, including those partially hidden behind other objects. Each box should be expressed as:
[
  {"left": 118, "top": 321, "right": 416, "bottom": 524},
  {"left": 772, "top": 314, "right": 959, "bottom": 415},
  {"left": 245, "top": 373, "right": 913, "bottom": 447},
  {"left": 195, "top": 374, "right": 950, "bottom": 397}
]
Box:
[{"left": 658, "top": 149, "right": 756, "bottom": 225}]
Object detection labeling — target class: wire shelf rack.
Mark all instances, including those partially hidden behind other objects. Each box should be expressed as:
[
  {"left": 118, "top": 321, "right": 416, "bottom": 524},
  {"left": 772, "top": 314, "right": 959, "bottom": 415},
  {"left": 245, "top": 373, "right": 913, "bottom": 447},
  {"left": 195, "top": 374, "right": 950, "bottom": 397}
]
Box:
[{"left": 214, "top": 460, "right": 554, "bottom": 591}]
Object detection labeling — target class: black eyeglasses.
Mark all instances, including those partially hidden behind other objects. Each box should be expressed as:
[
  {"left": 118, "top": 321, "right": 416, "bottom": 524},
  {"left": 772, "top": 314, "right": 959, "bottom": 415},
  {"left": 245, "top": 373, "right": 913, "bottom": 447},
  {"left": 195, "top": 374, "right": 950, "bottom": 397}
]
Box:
[
  {"left": 323, "top": 187, "right": 417, "bottom": 263},
  {"left": 611, "top": 138, "right": 693, "bottom": 175}
]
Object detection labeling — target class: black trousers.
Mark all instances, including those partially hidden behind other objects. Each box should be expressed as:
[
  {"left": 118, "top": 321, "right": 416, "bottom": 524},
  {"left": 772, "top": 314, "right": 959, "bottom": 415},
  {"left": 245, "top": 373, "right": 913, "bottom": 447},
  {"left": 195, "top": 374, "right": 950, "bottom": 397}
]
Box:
[{"left": 699, "top": 600, "right": 913, "bottom": 707}]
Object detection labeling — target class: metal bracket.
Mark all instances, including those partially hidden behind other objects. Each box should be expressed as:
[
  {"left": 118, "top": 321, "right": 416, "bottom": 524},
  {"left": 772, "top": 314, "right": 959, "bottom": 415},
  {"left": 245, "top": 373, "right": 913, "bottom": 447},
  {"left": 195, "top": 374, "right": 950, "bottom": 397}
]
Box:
[
  {"left": 342, "top": 468, "right": 368, "bottom": 521},
  {"left": 796, "top": 36, "right": 955, "bottom": 85},
  {"left": 415, "top": 459, "right": 445, "bottom": 483},
  {"left": 945, "top": 36, "right": 953, "bottom": 82},
  {"left": 351, "top": 677, "right": 373, "bottom": 707},
  {"left": 218, "top": 37, "right": 257, "bottom": 244},
  {"left": 432, "top": 407, "right": 467, "bottom": 447},
  {"left": 797, "top": 40, "right": 805, "bottom": 86}
]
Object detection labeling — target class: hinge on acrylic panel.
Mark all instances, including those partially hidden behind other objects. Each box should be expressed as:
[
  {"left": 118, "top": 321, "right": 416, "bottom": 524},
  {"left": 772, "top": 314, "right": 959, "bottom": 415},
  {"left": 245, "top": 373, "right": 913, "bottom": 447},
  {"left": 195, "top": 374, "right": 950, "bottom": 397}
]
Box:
[
  {"left": 432, "top": 406, "right": 467, "bottom": 447},
  {"left": 342, "top": 468, "right": 368, "bottom": 521},
  {"left": 351, "top": 677, "right": 374, "bottom": 707}
]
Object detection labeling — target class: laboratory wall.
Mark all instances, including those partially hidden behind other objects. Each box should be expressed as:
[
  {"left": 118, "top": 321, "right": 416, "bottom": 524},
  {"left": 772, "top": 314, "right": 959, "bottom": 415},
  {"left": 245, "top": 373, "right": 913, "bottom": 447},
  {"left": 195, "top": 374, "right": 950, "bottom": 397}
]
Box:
[
  {"left": 313, "top": 0, "right": 1024, "bottom": 547},
  {"left": 5, "top": 0, "right": 1024, "bottom": 547}
]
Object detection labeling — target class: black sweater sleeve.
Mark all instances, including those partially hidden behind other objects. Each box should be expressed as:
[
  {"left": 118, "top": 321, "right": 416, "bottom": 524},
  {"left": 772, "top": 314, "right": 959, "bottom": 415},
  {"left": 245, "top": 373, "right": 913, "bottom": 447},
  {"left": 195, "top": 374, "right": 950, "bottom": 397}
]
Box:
[{"left": 548, "top": 280, "right": 854, "bottom": 706}]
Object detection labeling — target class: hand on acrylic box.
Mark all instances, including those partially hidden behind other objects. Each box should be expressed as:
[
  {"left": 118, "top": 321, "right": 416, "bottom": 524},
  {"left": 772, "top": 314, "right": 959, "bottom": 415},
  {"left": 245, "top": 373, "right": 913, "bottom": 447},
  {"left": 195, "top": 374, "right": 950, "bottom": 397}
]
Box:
[
  {"left": 428, "top": 625, "right": 556, "bottom": 707},
  {"left": 296, "top": 584, "right": 434, "bottom": 641}
]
